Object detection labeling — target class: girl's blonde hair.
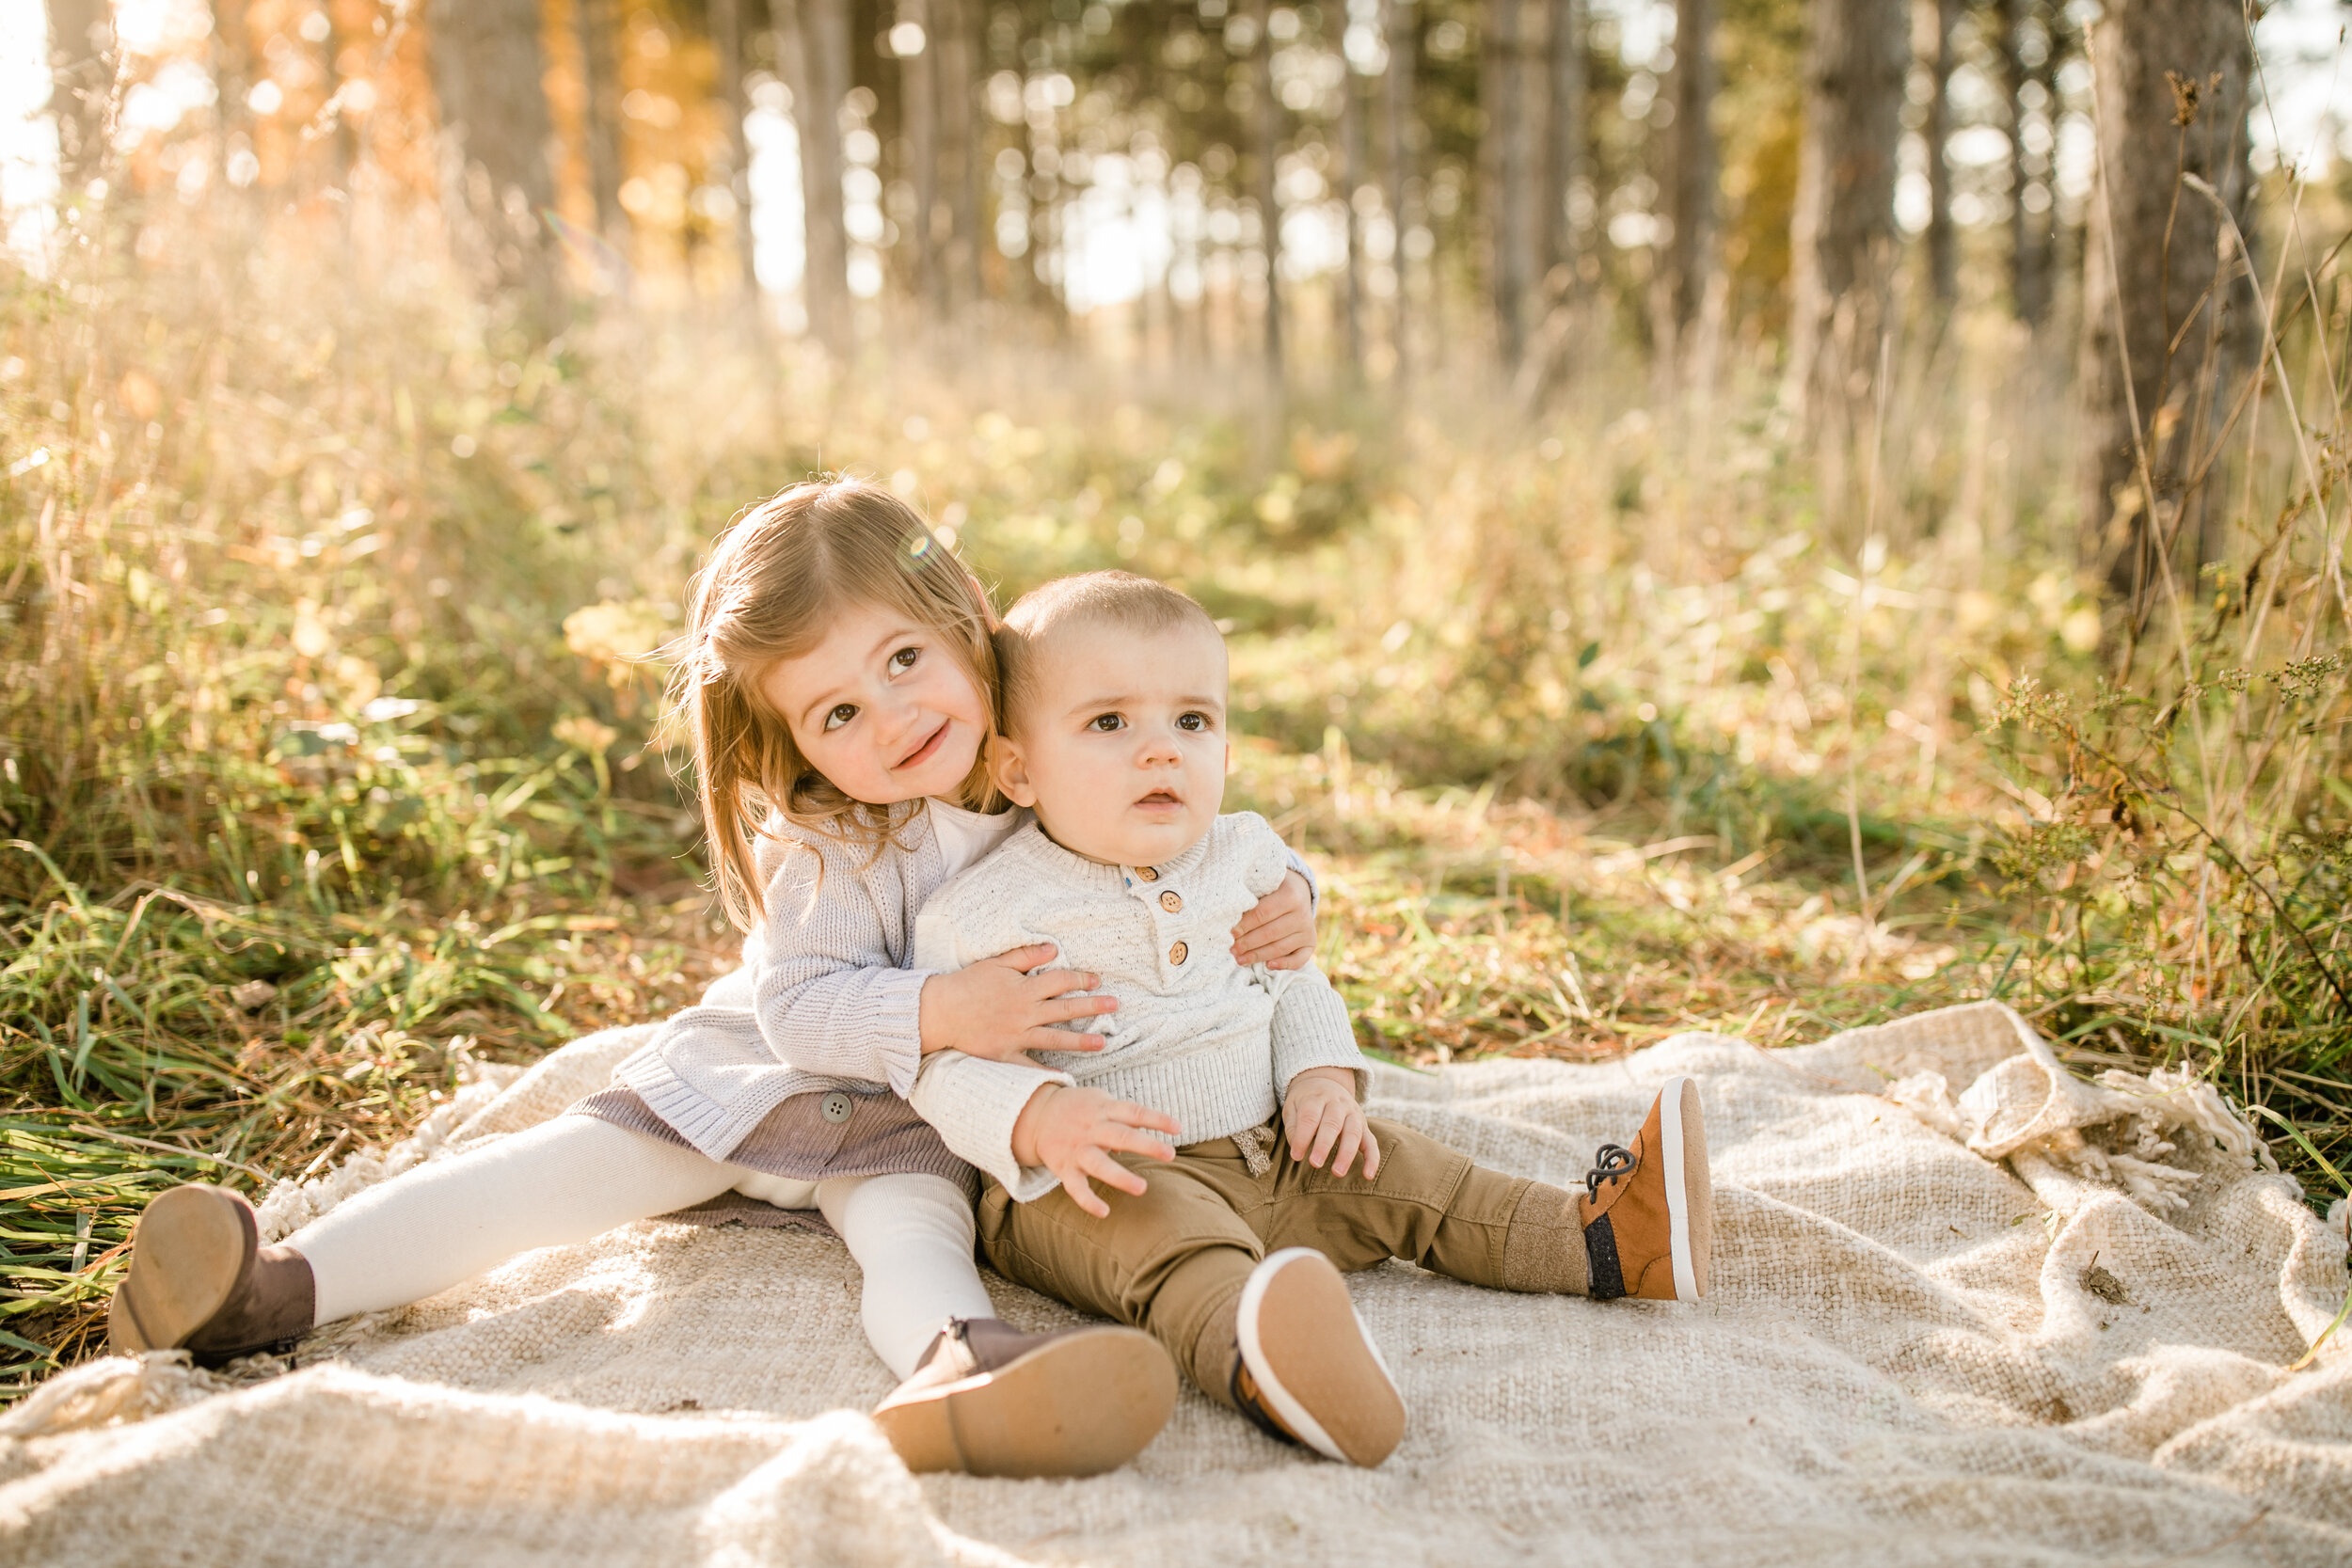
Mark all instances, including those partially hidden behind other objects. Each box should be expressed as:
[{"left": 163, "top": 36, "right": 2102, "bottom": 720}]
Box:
[{"left": 673, "top": 477, "right": 998, "bottom": 931}]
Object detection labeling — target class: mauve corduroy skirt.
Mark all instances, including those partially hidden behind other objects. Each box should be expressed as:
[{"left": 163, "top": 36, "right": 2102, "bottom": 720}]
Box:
[{"left": 564, "top": 1084, "right": 977, "bottom": 1230}]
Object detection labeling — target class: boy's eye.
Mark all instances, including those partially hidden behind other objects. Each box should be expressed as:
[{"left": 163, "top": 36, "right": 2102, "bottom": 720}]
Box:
[
  {"left": 1177, "top": 711, "right": 1212, "bottom": 733},
  {"left": 1087, "top": 713, "right": 1125, "bottom": 733},
  {"left": 823, "top": 703, "right": 859, "bottom": 732},
  {"left": 888, "top": 645, "right": 920, "bottom": 674}
]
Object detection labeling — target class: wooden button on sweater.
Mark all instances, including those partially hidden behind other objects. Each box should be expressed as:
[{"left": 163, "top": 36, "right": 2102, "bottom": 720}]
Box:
[
  {"left": 1160, "top": 891, "right": 1183, "bottom": 912},
  {"left": 1168, "top": 941, "right": 1187, "bottom": 965},
  {"left": 1136, "top": 866, "right": 1159, "bottom": 881}
]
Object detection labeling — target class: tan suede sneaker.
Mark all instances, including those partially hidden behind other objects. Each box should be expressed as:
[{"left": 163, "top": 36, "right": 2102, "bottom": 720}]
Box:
[
  {"left": 107, "top": 1184, "right": 315, "bottom": 1364},
  {"left": 871, "top": 1318, "right": 1177, "bottom": 1477},
  {"left": 1578, "top": 1075, "right": 1713, "bottom": 1301},
  {"left": 1231, "top": 1247, "right": 1406, "bottom": 1467}
]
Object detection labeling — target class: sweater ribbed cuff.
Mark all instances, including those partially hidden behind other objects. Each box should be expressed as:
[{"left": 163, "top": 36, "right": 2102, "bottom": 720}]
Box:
[
  {"left": 909, "top": 1051, "right": 1072, "bottom": 1197},
  {"left": 1282, "top": 847, "right": 1319, "bottom": 911}
]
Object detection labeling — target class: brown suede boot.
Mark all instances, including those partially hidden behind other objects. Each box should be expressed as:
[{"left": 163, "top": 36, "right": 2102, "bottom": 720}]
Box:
[
  {"left": 870, "top": 1318, "right": 1177, "bottom": 1477},
  {"left": 107, "top": 1185, "right": 315, "bottom": 1365},
  {"left": 1579, "top": 1075, "right": 1712, "bottom": 1301}
]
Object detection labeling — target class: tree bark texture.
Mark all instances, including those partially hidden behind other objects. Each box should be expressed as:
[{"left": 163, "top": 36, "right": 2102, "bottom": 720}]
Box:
[
  {"left": 1543, "top": 0, "right": 1585, "bottom": 287},
  {"left": 1251, "top": 0, "right": 1284, "bottom": 378},
  {"left": 710, "top": 0, "right": 758, "bottom": 293},
  {"left": 901, "top": 0, "right": 941, "bottom": 314},
  {"left": 47, "top": 0, "right": 112, "bottom": 192},
  {"left": 425, "top": 0, "right": 559, "bottom": 294},
  {"left": 573, "top": 0, "right": 627, "bottom": 242},
  {"left": 782, "top": 0, "right": 853, "bottom": 350},
  {"left": 1662, "top": 0, "right": 1716, "bottom": 330},
  {"left": 936, "top": 0, "right": 983, "bottom": 309},
  {"left": 2013, "top": 0, "right": 2061, "bottom": 325},
  {"left": 1924, "top": 0, "right": 1958, "bottom": 306},
  {"left": 1484, "top": 0, "right": 1534, "bottom": 366},
  {"left": 1384, "top": 0, "right": 1417, "bottom": 374},
  {"left": 1786, "top": 0, "right": 1908, "bottom": 421},
  {"left": 2075, "top": 0, "right": 2254, "bottom": 609},
  {"left": 1340, "top": 57, "right": 1365, "bottom": 373}
]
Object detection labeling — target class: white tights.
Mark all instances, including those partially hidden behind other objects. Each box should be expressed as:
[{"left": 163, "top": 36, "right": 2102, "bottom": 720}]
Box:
[{"left": 284, "top": 1116, "right": 993, "bottom": 1378}]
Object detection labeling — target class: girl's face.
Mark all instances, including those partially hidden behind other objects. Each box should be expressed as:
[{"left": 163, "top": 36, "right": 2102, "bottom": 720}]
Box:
[{"left": 757, "top": 600, "right": 992, "bottom": 806}]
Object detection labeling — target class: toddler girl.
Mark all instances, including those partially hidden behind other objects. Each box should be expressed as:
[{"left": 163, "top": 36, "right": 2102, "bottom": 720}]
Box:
[{"left": 105, "top": 479, "right": 1319, "bottom": 1478}]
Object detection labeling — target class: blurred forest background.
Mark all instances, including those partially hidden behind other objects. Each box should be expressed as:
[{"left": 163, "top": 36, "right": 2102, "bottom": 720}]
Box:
[{"left": 3, "top": 0, "right": 2350, "bottom": 1386}]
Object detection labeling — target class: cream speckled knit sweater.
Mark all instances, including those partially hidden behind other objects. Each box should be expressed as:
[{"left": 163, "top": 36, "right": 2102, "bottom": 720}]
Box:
[{"left": 909, "top": 812, "right": 1369, "bottom": 1198}]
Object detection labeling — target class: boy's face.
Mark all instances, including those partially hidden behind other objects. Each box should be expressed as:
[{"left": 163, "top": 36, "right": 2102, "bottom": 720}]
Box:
[{"left": 991, "top": 620, "right": 1230, "bottom": 867}]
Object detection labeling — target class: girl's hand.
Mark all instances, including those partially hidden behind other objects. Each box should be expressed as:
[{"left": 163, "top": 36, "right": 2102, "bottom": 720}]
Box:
[
  {"left": 1282, "top": 1067, "right": 1379, "bottom": 1179},
  {"left": 919, "top": 943, "right": 1119, "bottom": 1062},
  {"left": 1232, "top": 869, "right": 1315, "bottom": 970},
  {"left": 1010, "top": 1085, "right": 1180, "bottom": 1217}
]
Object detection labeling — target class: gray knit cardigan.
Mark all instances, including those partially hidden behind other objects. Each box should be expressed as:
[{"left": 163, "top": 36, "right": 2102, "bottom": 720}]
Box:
[
  {"left": 612, "top": 800, "right": 1315, "bottom": 1164},
  {"left": 908, "top": 812, "right": 1369, "bottom": 1199}
]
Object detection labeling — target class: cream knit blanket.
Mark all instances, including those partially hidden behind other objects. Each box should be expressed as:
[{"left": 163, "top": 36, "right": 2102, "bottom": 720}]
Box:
[{"left": 3, "top": 1002, "right": 2346, "bottom": 1566}]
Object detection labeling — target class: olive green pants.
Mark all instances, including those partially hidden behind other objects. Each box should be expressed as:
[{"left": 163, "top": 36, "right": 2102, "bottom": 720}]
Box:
[{"left": 976, "top": 1115, "right": 1586, "bottom": 1406}]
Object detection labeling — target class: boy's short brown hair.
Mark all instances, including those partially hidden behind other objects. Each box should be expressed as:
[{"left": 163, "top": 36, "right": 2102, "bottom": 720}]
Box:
[{"left": 993, "top": 571, "right": 1221, "bottom": 732}]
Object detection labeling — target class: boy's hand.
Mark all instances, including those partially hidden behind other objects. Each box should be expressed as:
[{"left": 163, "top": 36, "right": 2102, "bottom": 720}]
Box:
[
  {"left": 1282, "top": 1067, "right": 1379, "bottom": 1179},
  {"left": 919, "top": 943, "right": 1118, "bottom": 1063},
  {"left": 1010, "top": 1085, "right": 1180, "bottom": 1218},
  {"left": 1232, "top": 869, "right": 1315, "bottom": 970}
]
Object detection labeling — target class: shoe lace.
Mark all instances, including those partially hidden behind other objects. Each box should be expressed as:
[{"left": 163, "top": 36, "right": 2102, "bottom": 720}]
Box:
[{"left": 1585, "top": 1142, "right": 1637, "bottom": 1198}]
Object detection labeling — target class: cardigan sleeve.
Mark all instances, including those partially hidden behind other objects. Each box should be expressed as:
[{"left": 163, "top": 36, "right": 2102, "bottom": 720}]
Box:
[{"left": 742, "top": 831, "right": 931, "bottom": 1097}]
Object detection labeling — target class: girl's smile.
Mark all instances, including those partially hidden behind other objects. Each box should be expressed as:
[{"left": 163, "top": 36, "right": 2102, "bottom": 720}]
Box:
[{"left": 895, "top": 718, "right": 951, "bottom": 772}]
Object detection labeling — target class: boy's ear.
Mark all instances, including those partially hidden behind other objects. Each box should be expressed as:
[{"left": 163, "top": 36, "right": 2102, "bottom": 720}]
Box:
[{"left": 987, "top": 732, "right": 1037, "bottom": 807}]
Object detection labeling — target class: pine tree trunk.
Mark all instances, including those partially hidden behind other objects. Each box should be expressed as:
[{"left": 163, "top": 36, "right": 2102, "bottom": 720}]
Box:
[
  {"left": 1340, "top": 59, "right": 1365, "bottom": 374},
  {"left": 1544, "top": 0, "right": 1585, "bottom": 286},
  {"left": 902, "top": 0, "right": 942, "bottom": 317},
  {"left": 1996, "top": 0, "right": 2033, "bottom": 321},
  {"left": 1251, "top": 0, "right": 1284, "bottom": 379},
  {"left": 711, "top": 0, "right": 757, "bottom": 293},
  {"left": 425, "top": 0, "right": 560, "bottom": 296},
  {"left": 47, "top": 0, "right": 112, "bottom": 195},
  {"left": 2020, "top": 0, "right": 2061, "bottom": 325},
  {"left": 1924, "top": 0, "right": 1959, "bottom": 307},
  {"left": 2076, "top": 0, "right": 2253, "bottom": 610},
  {"left": 1485, "top": 0, "right": 1532, "bottom": 366},
  {"left": 1662, "top": 0, "right": 1716, "bottom": 331},
  {"left": 1786, "top": 0, "right": 1908, "bottom": 421},
  {"left": 782, "top": 0, "right": 852, "bottom": 350},
  {"left": 937, "top": 0, "right": 983, "bottom": 310},
  {"left": 574, "top": 0, "right": 626, "bottom": 244},
  {"left": 1384, "top": 0, "right": 1416, "bottom": 376},
  {"left": 211, "top": 0, "right": 252, "bottom": 150}
]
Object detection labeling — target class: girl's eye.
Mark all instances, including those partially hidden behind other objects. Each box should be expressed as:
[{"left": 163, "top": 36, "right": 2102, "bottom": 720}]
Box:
[
  {"left": 888, "top": 645, "right": 920, "bottom": 674},
  {"left": 1087, "top": 713, "right": 1125, "bottom": 733},
  {"left": 823, "top": 703, "right": 859, "bottom": 732},
  {"left": 1177, "top": 711, "right": 1211, "bottom": 733}
]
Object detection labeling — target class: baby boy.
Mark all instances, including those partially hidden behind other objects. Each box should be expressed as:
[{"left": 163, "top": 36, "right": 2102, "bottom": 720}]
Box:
[{"left": 910, "top": 571, "right": 1714, "bottom": 1466}]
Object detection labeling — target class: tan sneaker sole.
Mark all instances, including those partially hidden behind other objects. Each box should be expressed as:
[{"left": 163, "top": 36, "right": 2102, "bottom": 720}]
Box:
[
  {"left": 107, "top": 1185, "right": 255, "bottom": 1354},
  {"left": 871, "top": 1324, "right": 1176, "bottom": 1478},
  {"left": 1236, "top": 1248, "right": 1406, "bottom": 1467},
  {"left": 1659, "top": 1075, "right": 1710, "bottom": 1300}
]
